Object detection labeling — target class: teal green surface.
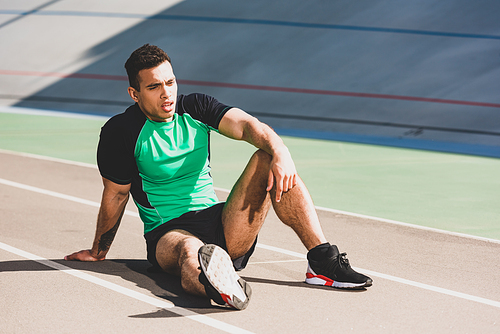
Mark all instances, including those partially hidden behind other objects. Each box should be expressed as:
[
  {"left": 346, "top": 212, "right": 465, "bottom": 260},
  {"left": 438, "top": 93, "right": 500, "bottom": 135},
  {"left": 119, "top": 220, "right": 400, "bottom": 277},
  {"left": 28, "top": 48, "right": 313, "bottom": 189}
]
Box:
[
  {"left": 0, "top": 113, "right": 103, "bottom": 164},
  {"left": 1, "top": 112, "right": 499, "bottom": 240}
]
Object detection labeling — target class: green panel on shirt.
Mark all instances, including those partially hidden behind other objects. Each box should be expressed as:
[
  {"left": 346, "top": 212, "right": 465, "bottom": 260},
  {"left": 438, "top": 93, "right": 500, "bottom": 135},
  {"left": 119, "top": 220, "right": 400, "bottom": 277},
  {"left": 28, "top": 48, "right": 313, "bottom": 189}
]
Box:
[{"left": 134, "top": 113, "right": 219, "bottom": 233}]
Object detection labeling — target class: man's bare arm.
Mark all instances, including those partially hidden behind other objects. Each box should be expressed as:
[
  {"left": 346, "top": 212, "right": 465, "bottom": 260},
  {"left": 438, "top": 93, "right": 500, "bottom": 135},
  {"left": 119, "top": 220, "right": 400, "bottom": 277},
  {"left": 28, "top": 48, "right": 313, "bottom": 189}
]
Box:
[
  {"left": 65, "top": 177, "right": 131, "bottom": 261},
  {"left": 218, "top": 107, "right": 298, "bottom": 202}
]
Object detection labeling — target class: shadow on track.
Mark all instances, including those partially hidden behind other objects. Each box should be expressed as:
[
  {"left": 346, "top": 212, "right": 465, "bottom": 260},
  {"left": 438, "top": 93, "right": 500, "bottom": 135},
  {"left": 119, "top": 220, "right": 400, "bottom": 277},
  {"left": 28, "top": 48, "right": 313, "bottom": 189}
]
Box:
[{"left": 0, "top": 256, "right": 367, "bottom": 318}]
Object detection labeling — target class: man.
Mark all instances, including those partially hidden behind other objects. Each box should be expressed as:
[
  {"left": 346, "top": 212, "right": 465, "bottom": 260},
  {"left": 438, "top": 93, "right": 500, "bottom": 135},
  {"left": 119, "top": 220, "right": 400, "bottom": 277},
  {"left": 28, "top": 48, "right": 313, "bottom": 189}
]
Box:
[{"left": 65, "top": 44, "right": 372, "bottom": 310}]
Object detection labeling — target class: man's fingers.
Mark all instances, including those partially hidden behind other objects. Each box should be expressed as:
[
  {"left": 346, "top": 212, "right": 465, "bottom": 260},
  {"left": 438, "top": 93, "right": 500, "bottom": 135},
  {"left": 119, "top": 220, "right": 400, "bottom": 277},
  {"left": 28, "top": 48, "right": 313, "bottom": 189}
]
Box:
[
  {"left": 64, "top": 251, "right": 80, "bottom": 261},
  {"left": 64, "top": 250, "right": 102, "bottom": 262},
  {"left": 266, "top": 169, "right": 274, "bottom": 191},
  {"left": 267, "top": 169, "right": 283, "bottom": 202},
  {"left": 284, "top": 175, "right": 293, "bottom": 193},
  {"left": 267, "top": 169, "right": 299, "bottom": 202},
  {"left": 275, "top": 174, "right": 284, "bottom": 202},
  {"left": 281, "top": 173, "right": 296, "bottom": 193}
]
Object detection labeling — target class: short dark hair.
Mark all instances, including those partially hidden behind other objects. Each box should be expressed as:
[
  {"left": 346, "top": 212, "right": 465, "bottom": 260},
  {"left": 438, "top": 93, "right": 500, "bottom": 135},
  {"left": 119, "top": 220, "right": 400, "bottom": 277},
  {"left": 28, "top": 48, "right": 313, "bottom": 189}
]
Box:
[{"left": 124, "top": 44, "right": 171, "bottom": 91}]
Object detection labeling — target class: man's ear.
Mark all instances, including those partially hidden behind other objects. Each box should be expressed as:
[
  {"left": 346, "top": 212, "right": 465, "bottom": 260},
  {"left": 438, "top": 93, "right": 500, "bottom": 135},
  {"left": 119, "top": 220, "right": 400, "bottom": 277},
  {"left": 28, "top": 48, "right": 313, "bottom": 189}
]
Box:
[{"left": 128, "top": 86, "right": 139, "bottom": 102}]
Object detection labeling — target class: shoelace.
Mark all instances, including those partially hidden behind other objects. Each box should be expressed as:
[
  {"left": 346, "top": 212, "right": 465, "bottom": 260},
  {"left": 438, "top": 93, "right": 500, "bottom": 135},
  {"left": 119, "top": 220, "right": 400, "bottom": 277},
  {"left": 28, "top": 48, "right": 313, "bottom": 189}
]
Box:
[
  {"left": 315, "top": 252, "right": 351, "bottom": 276},
  {"left": 338, "top": 252, "right": 351, "bottom": 268}
]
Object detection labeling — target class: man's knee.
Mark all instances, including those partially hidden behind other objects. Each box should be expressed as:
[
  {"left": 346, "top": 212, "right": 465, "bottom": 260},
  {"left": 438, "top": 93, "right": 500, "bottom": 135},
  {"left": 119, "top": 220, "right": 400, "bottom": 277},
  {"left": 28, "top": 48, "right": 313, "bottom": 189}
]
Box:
[
  {"left": 177, "top": 237, "right": 203, "bottom": 266},
  {"left": 246, "top": 149, "right": 273, "bottom": 183},
  {"left": 156, "top": 231, "right": 203, "bottom": 274},
  {"left": 252, "top": 149, "right": 272, "bottom": 166}
]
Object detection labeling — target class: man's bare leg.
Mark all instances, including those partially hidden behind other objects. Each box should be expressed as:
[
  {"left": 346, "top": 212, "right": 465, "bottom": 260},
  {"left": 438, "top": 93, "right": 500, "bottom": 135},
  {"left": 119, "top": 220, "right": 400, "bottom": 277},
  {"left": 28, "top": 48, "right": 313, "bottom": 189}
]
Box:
[
  {"left": 223, "top": 149, "right": 327, "bottom": 259},
  {"left": 223, "top": 149, "right": 372, "bottom": 290},
  {"left": 155, "top": 230, "right": 252, "bottom": 309},
  {"left": 155, "top": 229, "right": 206, "bottom": 296},
  {"left": 156, "top": 149, "right": 370, "bottom": 303}
]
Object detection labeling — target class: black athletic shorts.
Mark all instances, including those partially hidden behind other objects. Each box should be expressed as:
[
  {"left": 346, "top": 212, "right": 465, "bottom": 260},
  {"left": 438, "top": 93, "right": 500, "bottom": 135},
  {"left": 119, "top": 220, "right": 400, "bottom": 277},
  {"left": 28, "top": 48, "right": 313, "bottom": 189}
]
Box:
[{"left": 144, "top": 202, "right": 257, "bottom": 272}]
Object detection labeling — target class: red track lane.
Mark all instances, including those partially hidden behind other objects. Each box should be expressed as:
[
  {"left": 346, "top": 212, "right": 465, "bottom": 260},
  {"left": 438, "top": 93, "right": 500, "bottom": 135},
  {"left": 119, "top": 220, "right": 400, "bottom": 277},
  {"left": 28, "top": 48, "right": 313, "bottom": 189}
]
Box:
[{"left": 1, "top": 69, "right": 499, "bottom": 109}]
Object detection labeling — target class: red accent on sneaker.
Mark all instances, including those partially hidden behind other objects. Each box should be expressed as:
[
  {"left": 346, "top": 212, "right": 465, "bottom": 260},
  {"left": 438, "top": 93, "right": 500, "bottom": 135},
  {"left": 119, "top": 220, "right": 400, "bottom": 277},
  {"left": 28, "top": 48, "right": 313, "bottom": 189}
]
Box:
[
  {"left": 221, "top": 293, "right": 232, "bottom": 306},
  {"left": 307, "top": 272, "right": 335, "bottom": 286}
]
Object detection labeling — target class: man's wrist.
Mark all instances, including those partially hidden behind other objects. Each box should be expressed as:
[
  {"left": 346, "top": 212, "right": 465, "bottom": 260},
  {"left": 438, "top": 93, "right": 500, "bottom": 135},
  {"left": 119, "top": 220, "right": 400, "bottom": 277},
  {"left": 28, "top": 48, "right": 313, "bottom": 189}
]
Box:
[{"left": 271, "top": 144, "right": 289, "bottom": 157}]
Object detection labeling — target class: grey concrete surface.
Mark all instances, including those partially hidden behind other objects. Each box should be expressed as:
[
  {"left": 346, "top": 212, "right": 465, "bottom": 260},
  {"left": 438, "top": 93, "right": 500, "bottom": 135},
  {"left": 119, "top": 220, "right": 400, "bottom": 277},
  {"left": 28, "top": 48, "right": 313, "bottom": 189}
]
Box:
[{"left": 0, "top": 0, "right": 499, "bottom": 156}]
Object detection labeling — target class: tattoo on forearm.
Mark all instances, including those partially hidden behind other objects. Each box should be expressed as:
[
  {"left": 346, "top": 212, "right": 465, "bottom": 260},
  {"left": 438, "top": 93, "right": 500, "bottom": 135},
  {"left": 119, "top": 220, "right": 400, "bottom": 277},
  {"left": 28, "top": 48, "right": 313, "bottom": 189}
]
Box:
[{"left": 97, "top": 210, "right": 124, "bottom": 255}]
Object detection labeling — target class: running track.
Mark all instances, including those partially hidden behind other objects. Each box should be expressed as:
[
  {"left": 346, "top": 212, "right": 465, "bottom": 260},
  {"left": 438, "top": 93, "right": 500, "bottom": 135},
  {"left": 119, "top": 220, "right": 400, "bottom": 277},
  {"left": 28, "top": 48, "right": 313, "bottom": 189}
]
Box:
[
  {"left": 1, "top": 150, "right": 499, "bottom": 333},
  {"left": 1, "top": 2, "right": 500, "bottom": 332}
]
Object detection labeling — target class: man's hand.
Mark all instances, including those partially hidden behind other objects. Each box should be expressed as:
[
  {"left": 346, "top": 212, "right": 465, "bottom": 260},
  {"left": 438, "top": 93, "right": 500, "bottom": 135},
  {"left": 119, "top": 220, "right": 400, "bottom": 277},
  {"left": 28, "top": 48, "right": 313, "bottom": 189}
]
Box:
[
  {"left": 64, "top": 249, "right": 104, "bottom": 262},
  {"left": 266, "top": 147, "right": 298, "bottom": 202},
  {"left": 217, "top": 107, "right": 299, "bottom": 202}
]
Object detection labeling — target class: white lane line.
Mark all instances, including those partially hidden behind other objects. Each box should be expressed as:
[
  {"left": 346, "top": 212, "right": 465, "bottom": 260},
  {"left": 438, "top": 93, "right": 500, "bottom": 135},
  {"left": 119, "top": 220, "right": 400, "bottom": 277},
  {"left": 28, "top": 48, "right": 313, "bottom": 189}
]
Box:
[
  {"left": 0, "top": 105, "right": 110, "bottom": 121},
  {"left": 0, "top": 178, "right": 139, "bottom": 218},
  {"left": 255, "top": 243, "right": 306, "bottom": 259},
  {"left": 0, "top": 241, "right": 254, "bottom": 334},
  {"left": 2, "top": 177, "right": 500, "bottom": 309},
  {"left": 249, "top": 259, "right": 307, "bottom": 265},
  {"left": 357, "top": 268, "right": 500, "bottom": 309},
  {"left": 254, "top": 244, "right": 500, "bottom": 309},
  {"left": 0, "top": 148, "right": 98, "bottom": 169},
  {"left": 2, "top": 147, "right": 499, "bottom": 245},
  {"left": 314, "top": 205, "right": 500, "bottom": 245}
]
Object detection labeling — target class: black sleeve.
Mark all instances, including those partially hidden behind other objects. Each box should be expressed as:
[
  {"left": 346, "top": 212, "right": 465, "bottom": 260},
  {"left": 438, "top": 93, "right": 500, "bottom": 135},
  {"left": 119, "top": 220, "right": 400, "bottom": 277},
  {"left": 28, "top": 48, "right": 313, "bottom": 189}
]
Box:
[
  {"left": 97, "top": 110, "right": 141, "bottom": 185},
  {"left": 178, "top": 93, "right": 232, "bottom": 129}
]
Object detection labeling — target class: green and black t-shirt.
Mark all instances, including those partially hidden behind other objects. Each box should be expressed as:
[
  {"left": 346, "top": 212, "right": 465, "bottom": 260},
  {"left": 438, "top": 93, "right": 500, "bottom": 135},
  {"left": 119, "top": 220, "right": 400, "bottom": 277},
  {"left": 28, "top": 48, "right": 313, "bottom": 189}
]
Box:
[{"left": 97, "top": 93, "right": 231, "bottom": 234}]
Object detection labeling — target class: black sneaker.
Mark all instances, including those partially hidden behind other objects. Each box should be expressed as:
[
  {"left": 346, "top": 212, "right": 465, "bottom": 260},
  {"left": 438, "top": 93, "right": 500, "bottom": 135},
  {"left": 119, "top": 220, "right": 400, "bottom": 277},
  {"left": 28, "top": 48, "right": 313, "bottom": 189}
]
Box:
[
  {"left": 306, "top": 244, "right": 372, "bottom": 289},
  {"left": 198, "top": 244, "right": 252, "bottom": 310}
]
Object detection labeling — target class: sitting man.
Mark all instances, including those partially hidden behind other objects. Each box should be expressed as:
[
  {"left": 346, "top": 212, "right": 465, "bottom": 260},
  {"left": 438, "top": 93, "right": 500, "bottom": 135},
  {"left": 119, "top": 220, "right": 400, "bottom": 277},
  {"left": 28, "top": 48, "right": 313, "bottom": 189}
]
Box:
[{"left": 65, "top": 44, "right": 372, "bottom": 310}]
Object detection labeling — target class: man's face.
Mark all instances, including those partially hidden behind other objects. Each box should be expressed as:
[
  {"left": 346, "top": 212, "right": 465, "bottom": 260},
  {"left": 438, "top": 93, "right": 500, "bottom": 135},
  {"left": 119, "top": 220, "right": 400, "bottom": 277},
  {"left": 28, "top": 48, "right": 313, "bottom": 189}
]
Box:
[{"left": 128, "top": 61, "right": 178, "bottom": 122}]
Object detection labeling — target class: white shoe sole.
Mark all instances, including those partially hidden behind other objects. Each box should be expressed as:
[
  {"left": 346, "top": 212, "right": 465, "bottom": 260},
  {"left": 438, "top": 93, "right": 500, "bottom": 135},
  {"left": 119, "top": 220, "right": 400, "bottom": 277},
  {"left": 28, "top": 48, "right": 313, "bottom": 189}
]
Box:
[
  {"left": 198, "top": 244, "right": 251, "bottom": 310},
  {"left": 305, "top": 264, "right": 371, "bottom": 289}
]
